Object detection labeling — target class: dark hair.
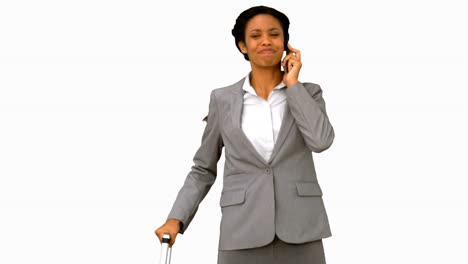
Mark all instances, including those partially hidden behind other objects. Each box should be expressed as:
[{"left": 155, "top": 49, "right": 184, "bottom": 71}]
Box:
[
  {"left": 231, "top": 5, "right": 290, "bottom": 61},
  {"left": 203, "top": 6, "right": 290, "bottom": 122}
]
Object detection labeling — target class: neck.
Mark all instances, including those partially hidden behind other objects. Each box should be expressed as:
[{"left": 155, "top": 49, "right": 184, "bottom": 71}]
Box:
[{"left": 249, "top": 65, "right": 284, "bottom": 95}]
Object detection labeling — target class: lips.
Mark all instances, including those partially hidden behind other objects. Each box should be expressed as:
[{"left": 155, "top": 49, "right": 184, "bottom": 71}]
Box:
[{"left": 259, "top": 49, "right": 275, "bottom": 54}]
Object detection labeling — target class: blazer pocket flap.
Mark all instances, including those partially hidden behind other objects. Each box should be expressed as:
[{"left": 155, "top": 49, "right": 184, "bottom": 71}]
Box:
[
  {"left": 220, "top": 188, "right": 246, "bottom": 207},
  {"left": 296, "top": 182, "right": 323, "bottom": 196}
]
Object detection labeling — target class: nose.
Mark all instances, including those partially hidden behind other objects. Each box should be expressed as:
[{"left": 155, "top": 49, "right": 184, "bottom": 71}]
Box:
[{"left": 260, "top": 35, "right": 272, "bottom": 46}]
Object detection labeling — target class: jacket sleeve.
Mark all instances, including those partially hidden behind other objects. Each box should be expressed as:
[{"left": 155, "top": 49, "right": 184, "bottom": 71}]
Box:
[
  {"left": 285, "top": 81, "right": 335, "bottom": 153},
  {"left": 166, "top": 90, "right": 224, "bottom": 234}
]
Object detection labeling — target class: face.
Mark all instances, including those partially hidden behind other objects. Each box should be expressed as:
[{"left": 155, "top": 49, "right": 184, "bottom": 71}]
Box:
[{"left": 238, "top": 14, "right": 285, "bottom": 68}]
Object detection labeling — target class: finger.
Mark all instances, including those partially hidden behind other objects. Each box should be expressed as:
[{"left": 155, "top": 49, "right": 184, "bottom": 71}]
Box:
[
  {"left": 282, "top": 56, "right": 290, "bottom": 70},
  {"left": 282, "top": 59, "right": 288, "bottom": 72},
  {"left": 288, "top": 58, "right": 301, "bottom": 73},
  {"left": 282, "top": 53, "right": 294, "bottom": 65},
  {"left": 286, "top": 56, "right": 299, "bottom": 66},
  {"left": 287, "top": 44, "right": 301, "bottom": 60},
  {"left": 296, "top": 50, "right": 301, "bottom": 61},
  {"left": 288, "top": 43, "right": 299, "bottom": 53},
  {"left": 286, "top": 56, "right": 294, "bottom": 72},
  {"left": 291, "top": 50, "right": 301, "bottom": 61},
  {"left": 155, "top": 231, "right": 162, "bottom": 243},
  {"left": 287, "top": 54, "right": 299, "bottom": 61},
  {"left": 283, "top": 58, "right": 292, "bottom": 72},
  {"left": 283, "top": 52, "right": 299, "bottom": 65}
]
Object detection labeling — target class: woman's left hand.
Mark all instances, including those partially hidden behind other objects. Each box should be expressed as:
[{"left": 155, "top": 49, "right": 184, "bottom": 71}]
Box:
[{"left": 282, "top": 43, "right": 302, "bottom": 87}]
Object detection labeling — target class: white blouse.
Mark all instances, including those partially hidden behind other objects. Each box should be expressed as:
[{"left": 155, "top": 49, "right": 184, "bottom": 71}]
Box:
[{"left": 241, "top": 72, "right": 287, "bottom": 163}]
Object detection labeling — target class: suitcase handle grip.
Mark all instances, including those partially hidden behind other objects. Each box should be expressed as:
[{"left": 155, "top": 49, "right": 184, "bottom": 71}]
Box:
[
  {"left": 159, "top": 233, "right": 172, "bottom": 264},
  {"left": 162, "top": 233, "right": 171, "bottom": 244}
]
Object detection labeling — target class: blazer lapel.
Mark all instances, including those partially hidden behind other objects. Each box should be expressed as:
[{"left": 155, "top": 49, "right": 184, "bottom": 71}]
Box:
[
  {"left": 268, "top": 103, "right": 294, "bottom": 163},
  {"left": 230, "top": 76, "right": 295, "bottom": 165}
]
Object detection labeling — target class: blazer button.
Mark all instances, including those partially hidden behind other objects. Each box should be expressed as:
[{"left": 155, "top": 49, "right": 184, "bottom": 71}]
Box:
[{"left": 266, "top": 169, "right": 271, "bottom": 173}]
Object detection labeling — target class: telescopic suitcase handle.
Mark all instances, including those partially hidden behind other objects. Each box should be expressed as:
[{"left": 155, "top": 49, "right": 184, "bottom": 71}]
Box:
[{"left": 159, "top": 233, "right": 172, "bottom": 264}]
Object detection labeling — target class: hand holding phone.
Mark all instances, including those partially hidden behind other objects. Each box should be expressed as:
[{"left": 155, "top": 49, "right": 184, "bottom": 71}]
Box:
[{"left": 282, "top": 43, "right": 302, "bottom": 87}]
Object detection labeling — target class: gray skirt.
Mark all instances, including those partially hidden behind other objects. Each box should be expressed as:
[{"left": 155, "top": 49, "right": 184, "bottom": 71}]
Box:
[{"left": 217, "top": 235, "right": 326, "bottom": 264}]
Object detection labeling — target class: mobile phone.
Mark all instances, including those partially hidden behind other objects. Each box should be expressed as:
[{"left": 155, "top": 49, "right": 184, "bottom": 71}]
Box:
[{"left": 283, "top": 44, "right": 291, "bottom": 73}]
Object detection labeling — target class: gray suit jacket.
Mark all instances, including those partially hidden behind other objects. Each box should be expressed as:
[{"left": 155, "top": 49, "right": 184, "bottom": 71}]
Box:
[{"left": 166, "top": 75, "right": 335, "bottom": 250}]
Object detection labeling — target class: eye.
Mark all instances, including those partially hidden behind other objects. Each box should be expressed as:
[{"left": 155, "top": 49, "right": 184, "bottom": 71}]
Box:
[
  {"left": 251, "top": 35, "right": 259, "bottom": 38},
  {"left": 271, "top": 33, "right": 279, "bottom": 36}
]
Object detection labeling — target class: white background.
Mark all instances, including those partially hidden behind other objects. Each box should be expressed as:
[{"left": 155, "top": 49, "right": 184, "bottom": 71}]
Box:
[{"left": 1, "top": 0, "right": 467, "bottom": 263}]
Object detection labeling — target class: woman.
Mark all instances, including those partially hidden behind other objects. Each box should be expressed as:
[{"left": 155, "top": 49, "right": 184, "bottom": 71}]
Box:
[{"left": 155, "top": 5, "right": 335, "bottom": 264}]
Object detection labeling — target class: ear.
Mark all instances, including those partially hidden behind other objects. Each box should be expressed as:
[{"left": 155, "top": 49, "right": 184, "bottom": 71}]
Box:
[{"left": 238, "top": 41, "right": 247, "bottom": 54}]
